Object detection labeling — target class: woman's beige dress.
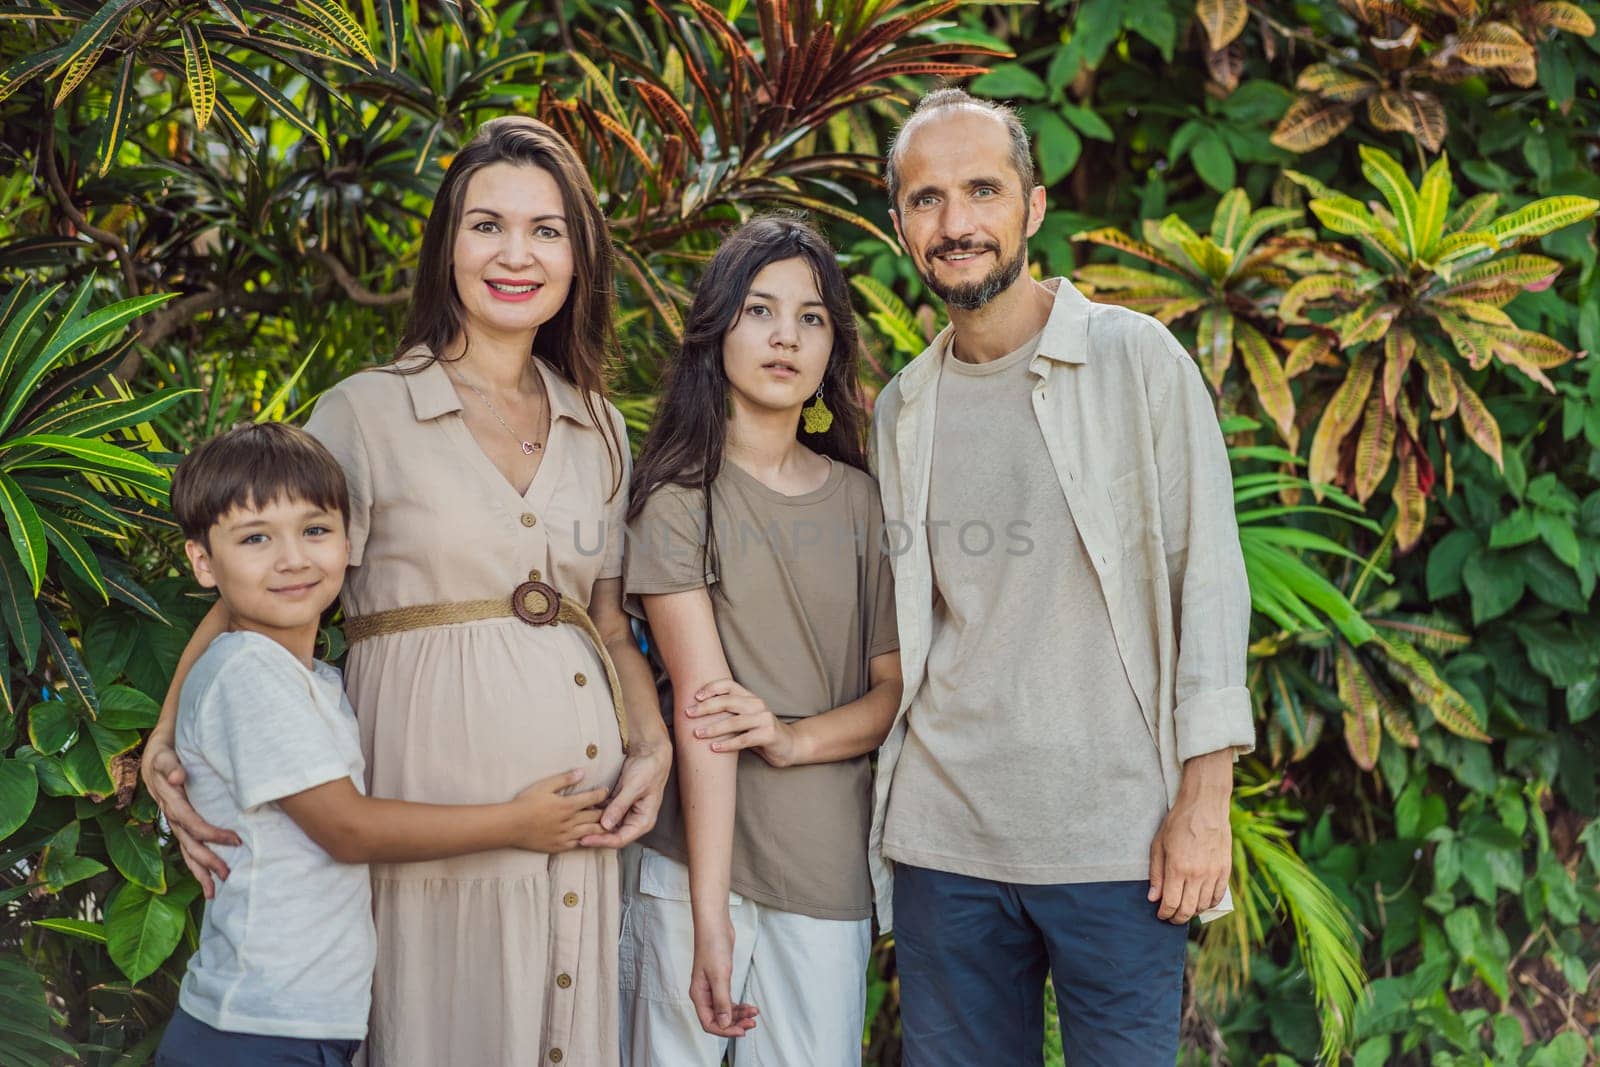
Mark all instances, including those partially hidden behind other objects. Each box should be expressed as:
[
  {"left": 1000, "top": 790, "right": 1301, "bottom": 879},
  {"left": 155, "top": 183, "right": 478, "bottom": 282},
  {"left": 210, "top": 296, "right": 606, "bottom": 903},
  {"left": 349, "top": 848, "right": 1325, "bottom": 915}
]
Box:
[{"left": 306, "top": 353, "right": 630, "bottom": 1067}]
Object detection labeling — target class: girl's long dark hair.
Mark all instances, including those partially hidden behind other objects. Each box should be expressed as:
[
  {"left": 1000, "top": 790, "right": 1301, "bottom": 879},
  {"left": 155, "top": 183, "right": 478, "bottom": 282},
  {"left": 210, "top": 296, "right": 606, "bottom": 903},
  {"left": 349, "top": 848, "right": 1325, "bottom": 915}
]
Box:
[
  {"left": 628, "top": 216, "right": 869, "bottom": 538},
  {"left": 392, "top": 115, "right": 625, "bottom": 497}
]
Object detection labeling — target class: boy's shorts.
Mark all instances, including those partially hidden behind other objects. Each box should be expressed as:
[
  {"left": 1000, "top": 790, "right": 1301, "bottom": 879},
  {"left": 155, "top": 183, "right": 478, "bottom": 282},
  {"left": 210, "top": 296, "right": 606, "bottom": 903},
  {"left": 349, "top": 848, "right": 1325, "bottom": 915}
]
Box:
[{"left": 156, "top": 1007, "right": 360, "bottom": 1067}]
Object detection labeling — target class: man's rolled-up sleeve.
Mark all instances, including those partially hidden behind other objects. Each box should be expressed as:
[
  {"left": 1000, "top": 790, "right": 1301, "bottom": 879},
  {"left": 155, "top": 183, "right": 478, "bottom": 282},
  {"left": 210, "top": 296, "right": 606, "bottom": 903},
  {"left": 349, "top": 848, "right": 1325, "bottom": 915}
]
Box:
[{"left": 1149, "top": 326, "right": 1256, "bottom": 762}]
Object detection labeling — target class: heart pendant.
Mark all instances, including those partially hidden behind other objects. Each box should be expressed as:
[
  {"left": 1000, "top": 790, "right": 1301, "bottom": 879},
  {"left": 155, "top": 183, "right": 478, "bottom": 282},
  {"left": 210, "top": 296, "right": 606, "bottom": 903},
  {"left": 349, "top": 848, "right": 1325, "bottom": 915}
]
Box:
[{"left": 521, "top": 441, "right": 537, "bottom": 456}]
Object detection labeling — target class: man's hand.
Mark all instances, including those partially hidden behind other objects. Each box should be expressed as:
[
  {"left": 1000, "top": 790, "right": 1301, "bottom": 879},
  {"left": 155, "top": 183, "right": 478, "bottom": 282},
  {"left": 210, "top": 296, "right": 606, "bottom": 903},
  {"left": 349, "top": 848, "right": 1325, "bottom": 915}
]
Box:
[
  {"left": 685, "top": 679, "right": 802, "bottom": 768},
  {"left": 1148, "top": 749, "right": 1233, "bottom": 924}
]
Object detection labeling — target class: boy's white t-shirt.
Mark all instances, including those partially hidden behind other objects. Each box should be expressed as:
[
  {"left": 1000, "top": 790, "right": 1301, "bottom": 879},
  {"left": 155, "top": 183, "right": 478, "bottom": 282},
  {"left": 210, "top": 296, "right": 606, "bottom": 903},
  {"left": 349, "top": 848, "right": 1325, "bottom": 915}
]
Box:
[{"left": 174, "top": 630, "right": 375, "bottom": 1040}]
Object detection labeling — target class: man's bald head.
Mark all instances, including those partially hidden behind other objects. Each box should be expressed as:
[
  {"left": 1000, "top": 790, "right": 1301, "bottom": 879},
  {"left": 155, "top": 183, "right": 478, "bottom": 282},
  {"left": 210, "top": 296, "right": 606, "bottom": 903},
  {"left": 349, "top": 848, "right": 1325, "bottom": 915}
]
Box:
[{"left": 885, "top": 88, "right": 1038, "bottom": 213}]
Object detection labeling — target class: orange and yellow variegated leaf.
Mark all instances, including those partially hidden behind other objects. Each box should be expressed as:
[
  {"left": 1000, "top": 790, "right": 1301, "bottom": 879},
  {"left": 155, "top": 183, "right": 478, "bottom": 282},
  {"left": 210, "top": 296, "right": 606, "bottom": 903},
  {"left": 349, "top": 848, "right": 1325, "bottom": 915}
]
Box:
[
  {"left": 1398, "top": 387, "right": 1421, "bottom": 439},
  {"left": 1372, "top": 614, "right": 1471, "bottom": 652},
  {"left": 1414, "top": 153, "right": 1451, "bottom": 260},
  {"left": 1181, "top": 236, "right": 1234, "bottom": 282},
  {"left": 1282, "top": 168, "right": 1338, "bottom": 199},
  {"left": 1383, "top": 328, "right": 1415, "bottom": 410},
  {"left": 1336, "top": 300, "right": 1398, "bottom": 347},
  {"left": 1371, "top": 632, "right": 1490, "bottom": 740},
  {"left": 1378, "top": 678, "right": 1421, "bottom": 748},
  {"left": 1294, "top": 62, "right": 1376, "bottom": 102},
  {"left": 1452, "top": 367, "right": 1502, "bottom": 467},
  {"left": 1486, "top": 195, "right": 1600, "bottom": 248},
  {"left": 1444, "top": 254, "right": 1561, "bottom": 295},
  {"left": 1072, "top": 228, "right": 1187, "bottom": 274},
  {"left": 1438, "top": 313, "right": 1495, "bottom": 369},
  {"left": 1098, "top": 294, "right": 1208, "bottom": 321},
  {"left": 1416, "top": 347, "right": 1458, "bottom": 418},
  {"left": 1367, "top": 90, "right": 1447, "bottom": 152},
  {"left": 1232, "top": 207, "right": 1301, "bottom": 263},
  {"left": 1307, "top": 194, "right": 1381, "bottom": 236},
  {"left": 1393, "top": 443, "right": 1427, "bottom": 552},
  {"left": 1284, "top": 333, "right": 1335, "bottom": 378},
  {"left": 1456, "top": 21, "right": 1535, "bottom": 67},
  {"left": 1448, "top": 192, "right": 1500, "bottom": 232},
  {"left": 1237, "top": 323, "right": 1297, "bottom": 445},
  {"left": 1430, "top": 231, "right": 1501, "bottom": 271},
  {"left": 1335, "top": 643, "right": 1382, "bottom": 770},
  {"left": 1529, "top": 2, "right": 1596, "bottom": 35},
  {"left": 1362, "top": 228, "right": 1410, "bottom": 272},
  {"left": 1487, "top": 327, "right": 1574, "bottom": 391},
  {"left": 1158, "top": 214, "right": 1202, "bottom": 248},
  {"left": 1271, "top": 95, "right": 1354, "bottom": 153},
  {"left": 1359, "top": 146, "right": 1422, "bottom": 258},
  {"left": 1211, "top": 188, "right": 1251, "bottom": 251},
  {"left": 1196, "top": 0, "right": 1250, "bottom": 49},
  {"left": 1196, "top": 307, "right": 1235, "bottom": 390},
  {"left": 1309, "top": 348, "right": 1380, "bottom": 489},
  {"left": 1280, "top": 274, "right": 1364, "bottom": 323},
  {"left": 297, "top": 0, "right": 377, "bottom": 63},
  {"left": 1354, "top": 386, "right": 1396, "bottom": 502},
  {"left": 180, "top": 23, "right": 215, "bottom": 132},
  {"left": 1503, "top": 57, "right": 1539, "bottom": 87},
  {"left": 1433, "top": 297, "right": 1515, "bottom": 327},
  {"left": 1074, "top": 265, "right": 1199, "bottom": 296},
  {"left": 1140, "top": 218, "right": 1191, "bottom": 263},
  {"left": 53, "top": 44, "right": 107, "bottom": 106}
]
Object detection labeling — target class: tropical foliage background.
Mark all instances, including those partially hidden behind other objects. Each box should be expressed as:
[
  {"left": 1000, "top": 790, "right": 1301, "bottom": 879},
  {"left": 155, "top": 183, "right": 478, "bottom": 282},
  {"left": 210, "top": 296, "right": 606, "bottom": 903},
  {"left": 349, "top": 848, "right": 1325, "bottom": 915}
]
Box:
[{"left": 0, "top": 0, "right": 1597, "bottom": 1063}]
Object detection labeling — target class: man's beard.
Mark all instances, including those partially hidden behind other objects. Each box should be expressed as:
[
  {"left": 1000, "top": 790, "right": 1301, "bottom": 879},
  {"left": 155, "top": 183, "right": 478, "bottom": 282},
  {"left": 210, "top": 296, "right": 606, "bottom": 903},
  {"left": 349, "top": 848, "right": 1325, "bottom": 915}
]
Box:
[{"left": 919, "top": 239, "right": 1027, "bottom": 311}]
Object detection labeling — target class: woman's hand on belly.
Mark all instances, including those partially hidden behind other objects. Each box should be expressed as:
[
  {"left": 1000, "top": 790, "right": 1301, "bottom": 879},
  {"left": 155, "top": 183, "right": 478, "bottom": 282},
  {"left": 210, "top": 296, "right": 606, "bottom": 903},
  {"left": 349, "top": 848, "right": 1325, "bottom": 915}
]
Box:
[{"left": 577, "top": 739, "right": 671, "bottom": 850}]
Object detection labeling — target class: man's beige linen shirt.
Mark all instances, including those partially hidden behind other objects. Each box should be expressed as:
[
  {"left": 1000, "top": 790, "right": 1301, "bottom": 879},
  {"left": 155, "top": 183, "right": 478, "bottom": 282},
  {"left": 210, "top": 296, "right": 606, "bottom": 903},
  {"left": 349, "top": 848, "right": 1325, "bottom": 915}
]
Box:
[{"left": 867, "top": 279, "right": 1256, "bottom": 929}]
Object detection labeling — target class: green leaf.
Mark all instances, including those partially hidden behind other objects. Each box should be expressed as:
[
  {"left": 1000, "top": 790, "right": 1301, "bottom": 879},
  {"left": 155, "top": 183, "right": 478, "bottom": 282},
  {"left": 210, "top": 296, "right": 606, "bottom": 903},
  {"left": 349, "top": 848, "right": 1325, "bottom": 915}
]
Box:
[
  {"left": 106, "top": 884, "right": 187, "bottom": 982},
  {"left": 1486, "top": 195, "right": 1598, "bottom": 247},
  {"left": 39, "top": 509, "right": 106, "bottom": 602},
  {"left": 1033, "top": 110, "right": 1082, "bottom": 185},
  {"left": 99, "top": 816, "right": 165, "bottom": 893},
  {"left": 1426, "top": 530, "right": 1478, "bottom": 599},
  {"left": 1536, "top": 511, "right": 1581, "bottom": 568},
  {"left": 29, "top": 916, "right": 107, "bottom": 943},
  {"left": 39, "top": 605, "right": 96, "bottom": 712},
  {"left": 0, "top": 758, "right": 38, "bottom": 838},
  {"left": 0, "top": 472, "right": 46, "bottom": 595},
  {"left": 0, "top": 529, "right": 41, "bottom": 666},
  {"left": 26, "top": 699, "right": 78, "bottom": 754},
  {"left": 1462, "top": 547, "right": 1523, "bottom": 623},
  {"left": 1191, "top": 130, "right": 1236, "bottom": 193},
  {"left": 1488, "top": 508, "right": 1539, "bottom": 548},
  {"left": 1527, "top": 1032, "right": 1590, "bottom": 1067},
  {"left": 94, "top": 49, "right": 138, "bottom": 177},
  {"left": 1059, "top": 103, "right": 1113, "bottom": 141},
  {"left": 94, "top": 684, "right": 159, "bottom": 730},
  {"left": 49, "top": 0, "right": 153, "bottom": 78},
  {"left": 1414, "top": 153, "right": 1451, "bottom": 261},
  {"left": 59, "top": 735, "right": 112, "bottom": 796},
  {"left": 970, "top": 62, "right": 1047, "bottom": 101},
  {"left": 209, "top": 53, "right": 329, "bottom": 147}
]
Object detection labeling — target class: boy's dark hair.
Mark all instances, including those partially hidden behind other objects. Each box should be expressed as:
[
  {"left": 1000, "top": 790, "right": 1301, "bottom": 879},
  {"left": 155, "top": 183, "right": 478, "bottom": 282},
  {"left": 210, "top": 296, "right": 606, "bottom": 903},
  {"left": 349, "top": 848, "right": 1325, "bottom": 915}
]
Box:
[{"left": 171, "top": 423, "right": 350, "bottom": 547}]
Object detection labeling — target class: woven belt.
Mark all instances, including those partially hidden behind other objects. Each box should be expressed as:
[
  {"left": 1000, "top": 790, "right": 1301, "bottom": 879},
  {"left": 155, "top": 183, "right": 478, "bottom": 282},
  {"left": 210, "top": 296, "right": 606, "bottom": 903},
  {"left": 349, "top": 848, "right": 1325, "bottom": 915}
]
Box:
[{"left": 344, "top": 580, "right": 628, "bottom": 751}]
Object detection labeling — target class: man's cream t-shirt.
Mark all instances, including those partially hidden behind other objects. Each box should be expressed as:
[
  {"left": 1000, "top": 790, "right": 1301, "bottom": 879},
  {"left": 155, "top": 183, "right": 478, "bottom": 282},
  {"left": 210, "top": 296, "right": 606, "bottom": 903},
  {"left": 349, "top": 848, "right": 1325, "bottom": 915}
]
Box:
[{"left": 881, "top": 331, "right": 1170, "bottom": 884}]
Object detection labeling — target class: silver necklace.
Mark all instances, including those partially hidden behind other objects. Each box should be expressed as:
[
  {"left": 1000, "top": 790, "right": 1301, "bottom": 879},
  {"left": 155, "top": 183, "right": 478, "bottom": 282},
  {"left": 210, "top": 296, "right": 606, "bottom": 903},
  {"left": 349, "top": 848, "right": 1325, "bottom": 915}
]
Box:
[{"left": 461, "top": 378, "right": 544, "bottom": 456}]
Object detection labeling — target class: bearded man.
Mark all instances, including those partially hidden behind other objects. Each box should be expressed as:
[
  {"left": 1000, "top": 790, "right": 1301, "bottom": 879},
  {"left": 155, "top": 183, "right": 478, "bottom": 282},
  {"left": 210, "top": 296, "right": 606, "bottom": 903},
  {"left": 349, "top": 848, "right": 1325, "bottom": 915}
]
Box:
[{"left": 867, "top": 87, "right": 1255, "bottom": 1066}]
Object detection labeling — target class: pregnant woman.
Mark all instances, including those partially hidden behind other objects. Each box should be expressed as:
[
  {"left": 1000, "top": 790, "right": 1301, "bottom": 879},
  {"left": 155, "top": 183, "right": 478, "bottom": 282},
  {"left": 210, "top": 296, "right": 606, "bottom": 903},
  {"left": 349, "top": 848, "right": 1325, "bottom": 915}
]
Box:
[{"left": 142, "top": 116, "right": 671, "bottom": 1065}]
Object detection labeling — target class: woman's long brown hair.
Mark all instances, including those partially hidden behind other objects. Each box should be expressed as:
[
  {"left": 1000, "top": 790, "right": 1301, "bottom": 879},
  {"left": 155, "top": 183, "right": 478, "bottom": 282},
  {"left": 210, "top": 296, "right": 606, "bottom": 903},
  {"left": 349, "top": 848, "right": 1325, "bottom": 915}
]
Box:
[{"left": 393, "top": 115, "right": 624, "bottom": 497}]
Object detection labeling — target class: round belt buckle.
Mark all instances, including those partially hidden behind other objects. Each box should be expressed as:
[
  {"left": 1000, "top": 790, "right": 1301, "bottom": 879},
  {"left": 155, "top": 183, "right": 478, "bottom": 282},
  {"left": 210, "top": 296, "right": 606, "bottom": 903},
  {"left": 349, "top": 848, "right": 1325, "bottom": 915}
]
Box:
[{"left": 512, "top": 580, "right": 560, "bottom": 625}]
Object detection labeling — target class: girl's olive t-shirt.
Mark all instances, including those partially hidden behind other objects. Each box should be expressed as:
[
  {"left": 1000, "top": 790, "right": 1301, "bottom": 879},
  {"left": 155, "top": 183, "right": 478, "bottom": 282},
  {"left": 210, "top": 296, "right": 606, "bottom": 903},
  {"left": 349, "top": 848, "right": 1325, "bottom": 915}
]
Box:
[{"left": 624, "top": 458, "right": 899, "bottom": 920}]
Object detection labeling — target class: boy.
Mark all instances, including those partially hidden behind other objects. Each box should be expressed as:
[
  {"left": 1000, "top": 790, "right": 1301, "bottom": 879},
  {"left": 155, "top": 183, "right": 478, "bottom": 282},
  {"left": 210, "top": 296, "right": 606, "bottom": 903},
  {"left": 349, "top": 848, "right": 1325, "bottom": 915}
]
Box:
[{"left": 156, "top": 423, "right": 608, "bottom": 1065}]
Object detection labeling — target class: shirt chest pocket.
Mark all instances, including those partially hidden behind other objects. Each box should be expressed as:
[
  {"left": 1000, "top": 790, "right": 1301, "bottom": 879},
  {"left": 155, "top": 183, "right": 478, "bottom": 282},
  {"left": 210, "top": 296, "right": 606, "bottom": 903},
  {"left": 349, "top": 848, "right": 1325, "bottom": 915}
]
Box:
[{"left": 1105, "top": 467, "right": 1162, "bottom": 580}]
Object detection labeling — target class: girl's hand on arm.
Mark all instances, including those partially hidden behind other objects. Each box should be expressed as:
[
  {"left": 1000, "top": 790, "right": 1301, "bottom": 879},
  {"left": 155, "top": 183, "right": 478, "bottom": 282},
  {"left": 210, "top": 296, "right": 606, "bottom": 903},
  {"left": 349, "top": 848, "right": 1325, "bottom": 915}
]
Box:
[
  {"left": 691, "top": 651, "right": 903, "bottom": 768},
  {"left": 141, "top": 599, "right": 240, "bottom": 897},
  {"left": 684, "top": 680, "right": 800, "bottom": 767},
  {"left": 579, "top": 577, "right": 672, "bottom": 850}
]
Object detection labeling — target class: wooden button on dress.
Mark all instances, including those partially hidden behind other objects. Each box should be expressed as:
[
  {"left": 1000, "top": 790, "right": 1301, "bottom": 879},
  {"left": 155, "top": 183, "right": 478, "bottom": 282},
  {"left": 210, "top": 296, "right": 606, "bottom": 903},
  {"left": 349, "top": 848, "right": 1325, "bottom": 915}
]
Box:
[
  {"left": 556, "top": 973, "right": 572, "bottom": 989},
  {"left": 563, "top": 891, "right": 579, "bottom": 907},
  {"left": 520, "top": 512, "right": 538, "bottom": 527},
  {"left": 586, "top": 744, "right": 599, "bottom": 759},
  {"left": 549, "top": 1049, "right": 563, "bottom": 1063},
  {"left": 574, "top": 672, "right": 587, "bottom": 686}
]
